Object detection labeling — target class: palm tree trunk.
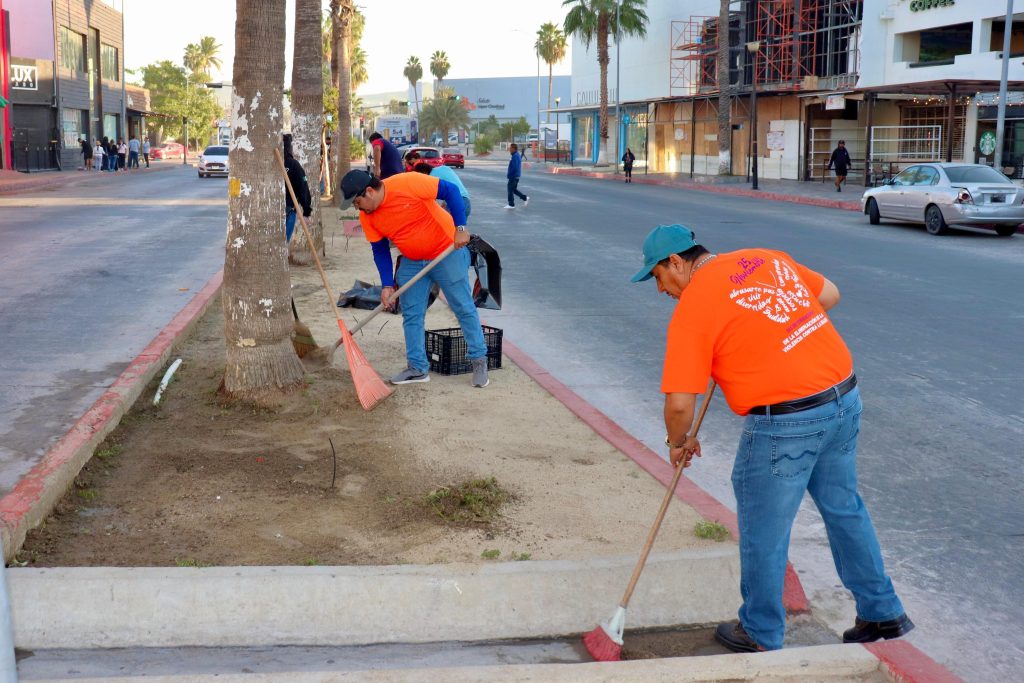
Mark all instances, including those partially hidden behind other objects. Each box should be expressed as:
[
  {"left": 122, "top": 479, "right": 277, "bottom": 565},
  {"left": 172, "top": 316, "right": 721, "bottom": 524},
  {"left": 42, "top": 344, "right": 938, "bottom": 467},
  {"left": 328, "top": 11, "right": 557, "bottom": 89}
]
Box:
[
  {"left": 329, "top": 0, "right": 340, "bottom": 92},
  {"left": 547, "top": 63, "right": 553, "bottom": 113},
  {"left": 289, "top": 0, "right": 324, "bottom": 265},
  {"left": 335, "top": 0, "right": 353, "bottom": 193},
  {"left": 596, "top": 13, "right": 610, "bottom": 166},
  {"left": 328, "top": 0, "right": 341, "bottom": 188},
  {"left": 717, "top": 0, "right": 732, "bottom": 175},
  {"left": 223, "top": 0, "right": 304, "bottom": 401}
]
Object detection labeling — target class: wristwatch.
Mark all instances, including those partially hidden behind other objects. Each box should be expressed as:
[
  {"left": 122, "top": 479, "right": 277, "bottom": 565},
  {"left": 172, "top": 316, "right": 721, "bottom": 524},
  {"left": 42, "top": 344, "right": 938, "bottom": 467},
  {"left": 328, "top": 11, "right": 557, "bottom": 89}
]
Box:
[
  {"left": 665, "top": 435, "right": 687, "bottom": 449},
  {"left": 456, "top": 225, "right": 467, "bottom": 233}
]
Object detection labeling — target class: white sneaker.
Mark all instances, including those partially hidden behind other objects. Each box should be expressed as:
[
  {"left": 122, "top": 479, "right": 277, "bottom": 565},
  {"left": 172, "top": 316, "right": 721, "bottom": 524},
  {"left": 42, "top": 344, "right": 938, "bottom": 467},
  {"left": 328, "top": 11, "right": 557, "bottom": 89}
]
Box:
[
  {"left": 503, "top": 205, "right": 515, "bottom": 210},
  {"left": 523, "top": 197, "right": 529, "bottom": 208}
]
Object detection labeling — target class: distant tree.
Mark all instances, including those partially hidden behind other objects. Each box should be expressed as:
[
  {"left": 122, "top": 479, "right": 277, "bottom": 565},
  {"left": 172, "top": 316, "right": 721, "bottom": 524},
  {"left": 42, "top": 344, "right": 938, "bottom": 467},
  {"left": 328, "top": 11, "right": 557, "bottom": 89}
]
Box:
[
  {"left": 139, "top": 60, "right": 219, "bottom": 148},
  {"left": 535, "top": 23, "right": 567, "bottom": 112},
  {"left": 430, "top": 50, "right": 450, "bottom": 88},
  {"left": 419, "top": 87, "right": 470, "bottom": 144},
  {"left": 183, "top": 36, "right": 223, "bottom": 79},
  {"left": 563, "top": 0, "right": 648, "bottom": 165},
  {"left": 222, "top": 0, "right": 304, "bottom": 402},
  {"left": 290, "top": 0, "right": 324, "bottom": 265},
  {"left": 403, "top": 56, "right": 423, "bottom": 113}
]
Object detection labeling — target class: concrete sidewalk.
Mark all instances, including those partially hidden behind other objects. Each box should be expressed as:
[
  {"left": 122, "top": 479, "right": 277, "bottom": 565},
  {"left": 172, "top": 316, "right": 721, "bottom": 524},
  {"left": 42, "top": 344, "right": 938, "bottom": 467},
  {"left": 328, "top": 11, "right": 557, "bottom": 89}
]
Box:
[{"left": 0, "top": 161, "right": 186, "bottom": 195}]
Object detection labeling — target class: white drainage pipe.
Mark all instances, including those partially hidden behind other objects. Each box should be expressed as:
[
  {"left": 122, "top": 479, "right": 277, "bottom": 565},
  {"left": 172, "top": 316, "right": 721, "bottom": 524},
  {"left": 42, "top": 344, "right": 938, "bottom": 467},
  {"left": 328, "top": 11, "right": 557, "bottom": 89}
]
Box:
[{"left": 153, "top": 358, "right": 183, "bottom": 406}]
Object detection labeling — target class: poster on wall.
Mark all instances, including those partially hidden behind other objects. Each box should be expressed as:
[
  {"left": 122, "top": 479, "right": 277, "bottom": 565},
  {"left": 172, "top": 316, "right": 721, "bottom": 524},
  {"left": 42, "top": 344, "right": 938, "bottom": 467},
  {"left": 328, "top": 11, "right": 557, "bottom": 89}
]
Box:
[
  {"left": 825, "top": 94, "right": 846, "bottom": 111},
  {"left": 767, "top": 131, "right": 785, "bottom": 151}
]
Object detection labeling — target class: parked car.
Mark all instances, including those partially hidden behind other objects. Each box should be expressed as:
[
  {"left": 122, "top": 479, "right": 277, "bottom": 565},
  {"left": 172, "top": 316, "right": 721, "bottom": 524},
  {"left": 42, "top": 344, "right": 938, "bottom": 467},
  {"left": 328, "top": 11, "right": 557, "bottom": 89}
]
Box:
[
  {"left": 405, "top": 146, "right": 444, "bottom": 168},
  {"left": 861, "top": 163, "right": 1023, "bottom": 237},
  {"left": 198, "top": 145, "right": 229, "bottom": 178},
  {"left": 442, "top": 148, "right": 465, "bottom": 169},
  {"left": 150, "top": 142, "right": 185, "bottom": 161}
]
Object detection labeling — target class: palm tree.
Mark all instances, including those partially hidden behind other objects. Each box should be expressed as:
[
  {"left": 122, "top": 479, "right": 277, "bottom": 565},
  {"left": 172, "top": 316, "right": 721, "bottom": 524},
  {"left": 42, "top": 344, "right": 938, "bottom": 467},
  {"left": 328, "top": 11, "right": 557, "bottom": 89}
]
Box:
[
  {"left": 290, "top": 0, "right": 324, "bottom": 265},
  {"left": 335, "top": 0, "right": 355, "bottom": 182},
  {"left": 535, "top": 22, "right": 567, "bottom": 113},
  {"left": 184, "top": 36, "right": 223, "bottom": 79},
  {"left": 420, "top": 87, "right": 470, "bottom": 145},
  {"left": 223, "top": 0, "right": 304, "bottom": 400},
  {"left": 562, "top": 0, "right": 648, "bottom": 165},
  {"left": 403, "top": 56, "right": 423, "bottom": 114},
  {"left": 351, "top": 45, "right": 368, "bottom": 91},
  {"left": 429, "top": 50, "right": 450, "bottom": 89},
  {"left": 717, "top": 0, "right": 733, "bottom": 175}
]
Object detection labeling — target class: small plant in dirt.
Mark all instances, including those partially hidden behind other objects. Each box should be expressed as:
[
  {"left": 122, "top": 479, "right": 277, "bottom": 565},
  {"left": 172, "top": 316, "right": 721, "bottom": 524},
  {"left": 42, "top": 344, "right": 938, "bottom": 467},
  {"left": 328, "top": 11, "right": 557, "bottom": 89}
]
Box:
[
  {"left": 694, "top": 520, "right": 731, "bottom": 542},
  {"left": 425, "top": 477, "right": 510, "bottom": 524},
  {"left": 481, "top": 549, "right": 501, "bottom": 560},
  {"left": 302, "top": 558, "right": 320, "bottom": 566},
  {"left": 95, "top": 444, "right": 122, "bottom": 461},
  {"left": 175, "top": 558, "right": 210, "bottom": 568},
  {"left": 76, "top": 488, "right": 98, "bottom": 502},
  {"left": 511, "top": 552, "right": 532, "bottom": 561}
]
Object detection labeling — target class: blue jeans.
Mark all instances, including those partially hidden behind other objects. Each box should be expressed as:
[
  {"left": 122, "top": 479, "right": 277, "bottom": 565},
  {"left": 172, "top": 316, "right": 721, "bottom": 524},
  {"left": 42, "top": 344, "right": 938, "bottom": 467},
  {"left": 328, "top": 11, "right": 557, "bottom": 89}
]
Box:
[
  {"left": 732, "top": 385, "right": 903, "bottom": 650},
  {"left": 128, "top": 151, "right": 139, "bottom": 168},
  {"left": 396, "top": 247, "right": 485, "bottom": 373},
  {"left": 285, "top": 209, "right": 297, "bottom": 242},
  {"left": 506, "top": 178, "right": 526, "bottom": 206}
]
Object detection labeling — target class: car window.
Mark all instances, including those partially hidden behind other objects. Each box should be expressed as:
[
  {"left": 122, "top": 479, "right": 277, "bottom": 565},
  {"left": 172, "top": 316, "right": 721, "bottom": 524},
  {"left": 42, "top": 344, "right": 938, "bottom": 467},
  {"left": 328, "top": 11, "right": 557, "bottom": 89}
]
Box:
[
  {"left": 203, "top": 146, "right": 228, "bottom": 155},
  {"left": 891, "top": 167, "right": 919, "bottom": 186},
  {"left": 913, "top": 167, "right": 939, "bottom": 186},
  {"left": 442, "top": 148, "right": 461, "bottom": 155},
  {"left": 420, "top": 149, "right": 440, "bottom": 158},
  {"left": 944, "top": 166, "right": 1010, "bottom": 184}
]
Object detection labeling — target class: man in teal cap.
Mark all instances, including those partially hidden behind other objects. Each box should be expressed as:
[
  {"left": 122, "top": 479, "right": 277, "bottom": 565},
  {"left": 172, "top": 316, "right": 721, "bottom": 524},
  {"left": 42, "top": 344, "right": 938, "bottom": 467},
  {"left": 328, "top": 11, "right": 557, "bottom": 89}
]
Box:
[{"left": 633, "top": 224, "right": 911, "bottom": 654}]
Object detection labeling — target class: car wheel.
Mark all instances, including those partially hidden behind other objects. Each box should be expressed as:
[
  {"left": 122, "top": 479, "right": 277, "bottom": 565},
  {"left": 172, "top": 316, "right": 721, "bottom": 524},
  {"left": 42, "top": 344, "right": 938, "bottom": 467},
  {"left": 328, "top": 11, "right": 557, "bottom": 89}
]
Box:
[
  {"left": 995, "top": 225, "right": 1018, "bottom": 237},
  {"left": 924, "top": 205, "right": 948, "bottom": 236},
  {"left": 867, "top": 198, "right": 880, "bottom": 225}
]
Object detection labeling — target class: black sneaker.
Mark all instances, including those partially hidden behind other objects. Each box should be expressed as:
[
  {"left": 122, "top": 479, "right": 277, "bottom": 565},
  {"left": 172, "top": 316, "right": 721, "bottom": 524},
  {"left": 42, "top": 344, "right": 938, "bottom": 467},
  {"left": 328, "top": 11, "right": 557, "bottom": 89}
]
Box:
[
  {"left": 714, "top": 622, "right": 765, "bottom": 653},
  {"left": 843, "top": 614, "right": 915, "bottom": 643}
]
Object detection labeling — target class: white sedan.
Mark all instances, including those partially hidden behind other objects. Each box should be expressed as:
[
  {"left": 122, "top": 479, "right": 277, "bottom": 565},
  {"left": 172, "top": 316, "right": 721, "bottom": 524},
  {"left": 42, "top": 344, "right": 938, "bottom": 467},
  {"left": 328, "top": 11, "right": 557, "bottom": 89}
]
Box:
[
  {"left": 198, "top": 145, "right": 229, "bottom": 178},
  {"left": 861, "top": 163, "right": 1022, "bottom": 237}
]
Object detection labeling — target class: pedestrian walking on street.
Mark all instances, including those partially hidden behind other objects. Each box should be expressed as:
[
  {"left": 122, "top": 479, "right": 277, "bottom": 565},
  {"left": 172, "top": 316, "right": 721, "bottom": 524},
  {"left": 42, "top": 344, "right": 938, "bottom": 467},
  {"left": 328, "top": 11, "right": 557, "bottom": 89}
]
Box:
[
  {"left": 80, "top": 137, "right": 93, "bottom": 171},
  {"left": 631, "top": 224, "right": 913, "bottom": 654},
  {"left": 117, "top": 139, "right": 128, "bottom": 171},
  {"left": 827, "top": 140, "right": 851, "bottom": 192},
  {"left": 91, "top": 140, "right": 104, "bottom": 171},
  {"left": 340, "top": 168, "right": 489, "bottom": 389},
  {"left": 622, "top": 147, "right": 636, "bottom": 183},
  {"left": 282, "top": 134, "right": 312, "bottom": 242},
  {"left": 142, "top": 138, "right": 151, "bottom": 167},
  {"left": 128, "top": 135, "right": 140, "bottom": 169},
  {"left": 369, "top": 131, "right": 404, "bottom": 179},
  {"left": 504, "top": 143, "right": 528, "bottom": 209}
]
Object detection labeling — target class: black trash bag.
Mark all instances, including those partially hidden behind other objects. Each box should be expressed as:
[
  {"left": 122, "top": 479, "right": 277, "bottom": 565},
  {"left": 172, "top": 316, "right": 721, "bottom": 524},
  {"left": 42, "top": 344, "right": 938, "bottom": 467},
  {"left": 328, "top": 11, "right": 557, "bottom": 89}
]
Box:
[
  {"left": 468, "top": 234, "right": 502, "bottom": 310},
  {"left": 336, "top": 276, "right": 439, "bottom": 313}
]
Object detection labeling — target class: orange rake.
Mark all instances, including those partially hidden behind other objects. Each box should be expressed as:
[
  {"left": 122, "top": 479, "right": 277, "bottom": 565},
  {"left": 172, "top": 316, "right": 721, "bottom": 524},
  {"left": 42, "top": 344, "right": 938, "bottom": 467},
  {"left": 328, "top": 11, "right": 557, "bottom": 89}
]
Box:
[{"left": 273, "top": 149, "right": 391, "bottom": 411}]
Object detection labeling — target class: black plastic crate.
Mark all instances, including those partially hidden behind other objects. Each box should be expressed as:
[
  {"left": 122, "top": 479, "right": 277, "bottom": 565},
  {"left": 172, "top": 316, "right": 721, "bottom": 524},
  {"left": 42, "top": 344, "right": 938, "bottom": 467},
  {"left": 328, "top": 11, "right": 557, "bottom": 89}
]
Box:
[{"left": 425, "top": 326, "right": 502, "bottom": 376}]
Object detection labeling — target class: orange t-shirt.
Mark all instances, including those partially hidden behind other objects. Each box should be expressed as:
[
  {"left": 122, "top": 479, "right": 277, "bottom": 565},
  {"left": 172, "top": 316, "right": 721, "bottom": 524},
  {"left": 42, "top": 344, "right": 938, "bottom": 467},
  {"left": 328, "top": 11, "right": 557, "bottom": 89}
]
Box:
[
  {"left": 661, "top": 249, "right": 853, "bottom": 415},
  {"left": 360, "top": 172, "right": 454, "bottom": 260}
]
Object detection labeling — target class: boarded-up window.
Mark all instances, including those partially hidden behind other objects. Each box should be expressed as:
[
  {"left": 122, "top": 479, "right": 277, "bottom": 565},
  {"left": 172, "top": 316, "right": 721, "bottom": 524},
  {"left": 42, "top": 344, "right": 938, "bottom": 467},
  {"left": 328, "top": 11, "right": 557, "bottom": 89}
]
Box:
[
  {"left": 101, "top": 44, "right": 119, "bottom": 81},
  {"left": 59, "top": 27, "right": 85, "bottom": 73}
]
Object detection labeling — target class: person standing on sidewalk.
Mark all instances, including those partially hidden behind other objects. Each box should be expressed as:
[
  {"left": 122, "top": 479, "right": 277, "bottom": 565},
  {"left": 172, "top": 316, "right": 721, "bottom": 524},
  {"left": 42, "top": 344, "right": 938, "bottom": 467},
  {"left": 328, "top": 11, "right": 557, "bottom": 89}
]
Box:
[
  {"left": 622, "top": 147, "right": 636, "bottom": 183},
  {"left": 339, "top": 168, "right": 489, "bottom": 389},
  {"left": 504, "top": 143, "right": 528, "bottom": 209},
  {"left": 827, "top": 140, "right": 851, "bottom": 192},
  {"left": 142, "top": 138, "right": 151, "bottom": 168},
  {"left": 631, "top": 224, "right": 912, "bottom": 654},
  {"left": 117, "top": 139, "right": 128, "bottom": 171},
  {"left": 128, "top": 135, "right": 140, "bottom": 169},
  {"left": 369, "top": 132, "right": 404, "bottom": 179},
  {"left": 80, "top": 137, "right": 93, "bottom": 171},
  {"left": 282, "top": 134, "right": 312, "bottom": 242},
  {"left": 91, "top": 140, "right": 104, "bottom": 171}
]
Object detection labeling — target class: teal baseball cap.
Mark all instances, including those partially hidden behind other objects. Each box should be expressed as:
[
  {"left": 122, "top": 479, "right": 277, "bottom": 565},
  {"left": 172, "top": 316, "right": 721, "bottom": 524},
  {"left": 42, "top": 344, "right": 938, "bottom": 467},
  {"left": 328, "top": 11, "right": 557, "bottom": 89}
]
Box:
[{"left": 630, "top": 224, "right": 698, "bottom": 283}]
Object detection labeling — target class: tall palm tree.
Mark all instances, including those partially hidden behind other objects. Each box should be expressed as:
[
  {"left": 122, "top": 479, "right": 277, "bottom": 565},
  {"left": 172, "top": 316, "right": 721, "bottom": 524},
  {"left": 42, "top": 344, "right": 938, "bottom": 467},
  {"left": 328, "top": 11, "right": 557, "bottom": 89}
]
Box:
[
  {"left": 290, "top": 0, "right": 324, "bottom": 265},
  {"left": 562, "top": 0, "right": 648, "bottom": 165},
  {"left": 351, "top": 45, "right": 368, "bottom": 91},
  {"left": 717, "top": 0, "right": 733, "bottom": 175},
  {"left": 430, "top": 50, "right": 450, "bottom": 89},
  {"left": 535, "top": 22, "right": 567, "bottom": 112},
  {"left": 420, "top": 87, "right": 470, "bottom": 144},
  {"left": 335, "top": 0, "right": 355, "bottom": 183},
  {"left": 184, "top": 36, "right": 223, "bottom": 79},
  {"left": 223, "top": 0, "right": 304, "bottom": 400},
  {"left": 403, "top": 56, "right": 423, "bottom": 114}
]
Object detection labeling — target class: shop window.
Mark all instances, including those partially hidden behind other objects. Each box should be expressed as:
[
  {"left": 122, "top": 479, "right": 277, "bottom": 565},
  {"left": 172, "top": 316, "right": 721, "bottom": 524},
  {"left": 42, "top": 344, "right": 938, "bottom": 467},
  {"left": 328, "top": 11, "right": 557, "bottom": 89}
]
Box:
[
  {"left": 103, "top": 114, "right": 119, "bottom": 141},
  {"left": 62, "top": 109, "right": 87, "bottom": 147},
  {"left": 574, "top": 116, "right": 594, "bottom": 161},
  {"left": 101, "top": 44, "right": 119, "bottom": 81},
  {"left": 59, "top": 27, "right": 85, "bottom": 73},
  {"left": 899, "top": 103, "right": 967, "bottom": 159},
  {"left": 903, "top": 23, "right": 973, "bottom": 65}
]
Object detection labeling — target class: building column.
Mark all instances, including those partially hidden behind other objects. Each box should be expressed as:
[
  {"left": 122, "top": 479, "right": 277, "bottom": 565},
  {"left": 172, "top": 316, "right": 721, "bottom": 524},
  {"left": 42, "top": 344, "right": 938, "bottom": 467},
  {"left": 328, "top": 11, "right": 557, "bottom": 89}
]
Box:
[
  {"left": 864, "top": 93, "right": 875, "bottom": 187},
  {"left": 964, "top": 97, "right": 979, "bottom": 163},
  {"left": 945, "top": 83, "right": 957, "bottom": 162}
]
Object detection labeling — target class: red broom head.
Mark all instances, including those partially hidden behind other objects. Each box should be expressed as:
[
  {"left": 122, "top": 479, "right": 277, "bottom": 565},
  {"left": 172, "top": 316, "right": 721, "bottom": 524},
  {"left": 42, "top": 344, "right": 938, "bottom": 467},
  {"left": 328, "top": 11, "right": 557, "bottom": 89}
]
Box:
[
  {"left": 336, "top": 320, "right": 392, "bottom": 411},
  {"left": 582, "top": 624, "right": 622, "bottom": 662}
]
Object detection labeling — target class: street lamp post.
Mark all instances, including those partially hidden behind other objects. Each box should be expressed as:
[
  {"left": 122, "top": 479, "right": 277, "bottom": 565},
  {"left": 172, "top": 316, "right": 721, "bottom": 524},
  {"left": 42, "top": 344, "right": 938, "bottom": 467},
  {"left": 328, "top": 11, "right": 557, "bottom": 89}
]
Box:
[
  {"left": 994, "top": 0, "right": 1013, "bottom": 173},
  {"left": 557, "top": 96, "right": 565, "bottom": 163},
  {"left": 746, "top": 40, "right": 760, "bottom": 190}
]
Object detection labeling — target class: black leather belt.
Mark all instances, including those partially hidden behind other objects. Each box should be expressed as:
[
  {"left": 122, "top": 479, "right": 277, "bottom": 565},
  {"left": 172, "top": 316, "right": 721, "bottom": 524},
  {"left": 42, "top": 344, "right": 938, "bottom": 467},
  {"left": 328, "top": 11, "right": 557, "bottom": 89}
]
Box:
[{"left": 749, "top": 374, "right": 857, "bottom": 415}]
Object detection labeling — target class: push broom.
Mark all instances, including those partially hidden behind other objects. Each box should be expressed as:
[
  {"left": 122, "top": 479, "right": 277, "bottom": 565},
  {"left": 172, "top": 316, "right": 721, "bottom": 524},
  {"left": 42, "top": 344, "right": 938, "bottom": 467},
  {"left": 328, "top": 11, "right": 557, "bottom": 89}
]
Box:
[
  {"left": 583, "top": 380, "right": 718, "bottom": 662},
  {"left": 274, "top": 149, "right": 392, "bottom": 411}
]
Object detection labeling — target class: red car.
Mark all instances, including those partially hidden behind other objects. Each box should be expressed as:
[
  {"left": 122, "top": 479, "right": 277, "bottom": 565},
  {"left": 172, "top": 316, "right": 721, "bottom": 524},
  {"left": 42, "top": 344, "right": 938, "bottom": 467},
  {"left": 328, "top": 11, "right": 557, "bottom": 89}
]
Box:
[
  {"left": 406, "top": 147, "right": 444, "bottom": 168},
  {"left": 442, "top": 148, "right": 465, "bottom": 169},
  {"left": 151, "top": 142, "right": 185, "bottom": 160}
]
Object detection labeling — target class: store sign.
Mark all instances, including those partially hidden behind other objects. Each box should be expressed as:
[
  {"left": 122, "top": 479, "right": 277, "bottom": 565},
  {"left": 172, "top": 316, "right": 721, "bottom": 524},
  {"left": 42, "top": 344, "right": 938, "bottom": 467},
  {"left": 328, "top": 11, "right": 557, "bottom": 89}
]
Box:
[
  {"left": 978, "top": 131, "right": 997, "bottom": 156},
  {"left": 10, "top": 64, "right": 38, "bottom": 90},
  {"left": 904, "top": 0, "right": 955, "bottom": 12},
  {"left": 825, "top": 94, "right": 846, "bottom": 110}
]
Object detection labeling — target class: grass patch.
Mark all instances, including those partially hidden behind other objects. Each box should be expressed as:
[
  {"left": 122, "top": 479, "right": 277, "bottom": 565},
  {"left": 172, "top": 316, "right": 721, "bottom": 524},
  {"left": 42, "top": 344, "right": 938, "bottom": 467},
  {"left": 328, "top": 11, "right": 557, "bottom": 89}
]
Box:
[
  {"left": 95, "top": 444, "right": 122, "bottom": 461},
  {"left": 425, "top": 477, "right": 510, "bottom": 524},
  {"left": 175, "top": 558, "right": 210, "bottom": 568},
  {"left": 511, "top": 552, "right": 531, "bottom": 561},
  {"left": 76, "top": 488, "right": 98, "bottom": 502},
  {"left": 694, "top": 520, "right": 731, "bottom": 542},
  {"left": 481, "top": 549, "right": 501, "bottom": 560},
  {"left": 301, "top": 558, "right": 320, "bottom": 566}
]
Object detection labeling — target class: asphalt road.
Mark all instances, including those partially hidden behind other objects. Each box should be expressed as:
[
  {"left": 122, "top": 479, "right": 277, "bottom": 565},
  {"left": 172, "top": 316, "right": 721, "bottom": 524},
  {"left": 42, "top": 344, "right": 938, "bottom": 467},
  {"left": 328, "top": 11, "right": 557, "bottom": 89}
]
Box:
[
  {"left": 459, "top": 159, "right": 1023, "bottom": 683},
  {"left": 0, "top": 165, "right": 226, "bottom": 496}
]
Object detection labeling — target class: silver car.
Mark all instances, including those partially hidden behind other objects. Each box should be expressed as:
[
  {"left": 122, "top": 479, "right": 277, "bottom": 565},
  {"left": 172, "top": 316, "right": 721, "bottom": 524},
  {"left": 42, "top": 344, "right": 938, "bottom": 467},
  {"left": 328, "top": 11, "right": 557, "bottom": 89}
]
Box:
[
  {"left": 198, "top": 145, "right": 229, "bottom": 178},
  {"left": 861, "top": 163, "right": 1023, "bottom": 237}
]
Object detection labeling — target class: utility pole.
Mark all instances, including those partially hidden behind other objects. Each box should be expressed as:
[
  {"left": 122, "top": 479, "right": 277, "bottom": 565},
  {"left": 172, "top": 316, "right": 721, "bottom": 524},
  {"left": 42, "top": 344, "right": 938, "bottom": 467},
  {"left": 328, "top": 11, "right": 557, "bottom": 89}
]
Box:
[
  {"left": 994, "top": 0, "right": 1013, "bottom": 172},
  {"left": 614, "top": 0, "right": 621, "bottom": 174}
]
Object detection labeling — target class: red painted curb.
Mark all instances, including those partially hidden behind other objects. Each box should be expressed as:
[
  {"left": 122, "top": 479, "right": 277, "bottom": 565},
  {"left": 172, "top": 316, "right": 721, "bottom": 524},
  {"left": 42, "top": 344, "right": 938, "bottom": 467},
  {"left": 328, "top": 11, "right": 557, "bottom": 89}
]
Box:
[
  {"left": 545, "top": 165, "right": 863, "bottom": 212},
  {"left": 865, "top": 640, "right": 965, "bottom": 683},
  {"left": 500, "top": 338, "right": 811, "bottom": 613},
  {"left": 0, "top": 270, "right": 224, "bottom": 560}
]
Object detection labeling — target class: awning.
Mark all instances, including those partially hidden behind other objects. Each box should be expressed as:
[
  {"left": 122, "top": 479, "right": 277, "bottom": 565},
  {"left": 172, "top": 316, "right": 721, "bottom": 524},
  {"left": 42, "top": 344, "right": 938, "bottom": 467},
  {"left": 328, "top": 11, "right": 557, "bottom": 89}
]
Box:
[{"left": 126, "top": 107, "right": 157, "bottom": 117}]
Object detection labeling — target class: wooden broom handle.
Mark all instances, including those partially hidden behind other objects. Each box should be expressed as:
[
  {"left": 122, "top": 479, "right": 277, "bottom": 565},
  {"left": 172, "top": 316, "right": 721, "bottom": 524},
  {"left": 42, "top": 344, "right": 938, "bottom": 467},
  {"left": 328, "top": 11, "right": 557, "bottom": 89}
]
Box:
[
  {"left": 273, "top": 149, "right": 344, "bottom": 324},
  {"left": 619, "top": 380, "right": 717, "bottom": 608}
]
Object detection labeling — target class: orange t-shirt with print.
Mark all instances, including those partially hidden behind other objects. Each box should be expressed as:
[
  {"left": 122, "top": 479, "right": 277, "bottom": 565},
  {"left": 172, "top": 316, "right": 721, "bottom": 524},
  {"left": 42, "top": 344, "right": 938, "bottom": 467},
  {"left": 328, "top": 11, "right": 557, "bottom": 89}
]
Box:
[
  {"left": 661, "top": 249, "right": 853, "bottom": 416},
  {"left": 359, "top": 172, "right": 454, "bottom": 260}
]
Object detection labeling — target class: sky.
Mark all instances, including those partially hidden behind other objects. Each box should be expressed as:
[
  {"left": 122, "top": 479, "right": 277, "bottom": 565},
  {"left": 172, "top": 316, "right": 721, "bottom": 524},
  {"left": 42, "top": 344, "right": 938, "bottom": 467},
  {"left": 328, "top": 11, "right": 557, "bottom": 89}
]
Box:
[{"left": 124, "top": 0, "right": 573, "bottom": 95}]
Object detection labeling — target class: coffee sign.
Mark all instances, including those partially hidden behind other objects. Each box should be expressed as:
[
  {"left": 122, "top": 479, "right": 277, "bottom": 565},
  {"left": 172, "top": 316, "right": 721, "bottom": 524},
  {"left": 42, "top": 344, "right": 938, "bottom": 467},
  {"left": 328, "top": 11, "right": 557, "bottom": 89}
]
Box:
[
  {"left": 904, "top": 0, "right": 955, "bottom": 11},
  {"left": 10, "top": 64, "right": 38, "bottom": 90}
]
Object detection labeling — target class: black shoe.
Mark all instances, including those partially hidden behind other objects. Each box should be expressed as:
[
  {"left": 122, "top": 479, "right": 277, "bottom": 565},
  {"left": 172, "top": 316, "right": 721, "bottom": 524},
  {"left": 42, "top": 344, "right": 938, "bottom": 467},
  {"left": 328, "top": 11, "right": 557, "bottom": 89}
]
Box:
[
  {"left": 715, "top": 622, "right": 765, "bottom": 653},
  {"left": 842, "top": 614, "right": 914, "bottom": 643}
]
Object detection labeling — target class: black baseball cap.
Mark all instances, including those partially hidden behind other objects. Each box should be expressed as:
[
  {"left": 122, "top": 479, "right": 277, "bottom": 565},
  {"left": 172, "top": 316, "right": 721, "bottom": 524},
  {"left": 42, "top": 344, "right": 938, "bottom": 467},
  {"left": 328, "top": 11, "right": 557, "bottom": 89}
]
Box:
[{"left": 340, "top": 170, "right": 375, "bottom": 209}]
